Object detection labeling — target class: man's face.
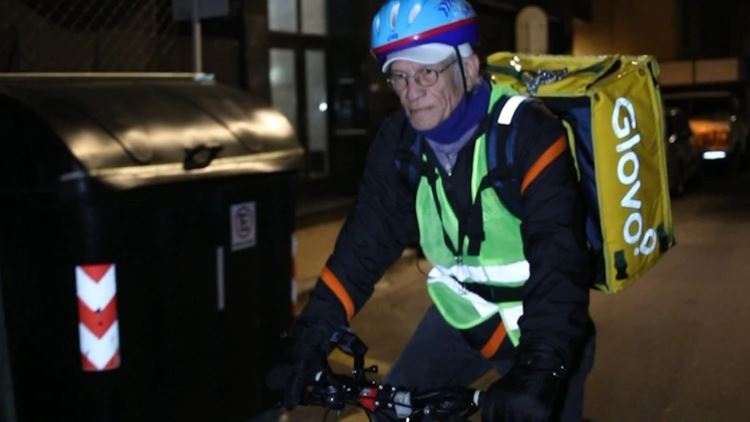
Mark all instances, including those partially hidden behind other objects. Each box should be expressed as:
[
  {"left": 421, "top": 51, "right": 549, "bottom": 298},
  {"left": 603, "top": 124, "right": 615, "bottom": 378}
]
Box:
[{"left": 389, "top": 59, "right": 464, "bottom": 131}]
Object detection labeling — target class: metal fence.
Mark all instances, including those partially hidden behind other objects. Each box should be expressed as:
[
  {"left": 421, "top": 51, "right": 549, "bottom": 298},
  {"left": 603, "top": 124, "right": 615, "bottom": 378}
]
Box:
[{"left": 0, "top": 0, "right": 186, "bottom": 72}]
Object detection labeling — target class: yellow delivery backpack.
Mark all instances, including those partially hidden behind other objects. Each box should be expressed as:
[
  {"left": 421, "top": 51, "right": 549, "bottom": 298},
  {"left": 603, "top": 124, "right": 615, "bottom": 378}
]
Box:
[{"left": 486, "top": 52, "right": 675, "bottom": 293}]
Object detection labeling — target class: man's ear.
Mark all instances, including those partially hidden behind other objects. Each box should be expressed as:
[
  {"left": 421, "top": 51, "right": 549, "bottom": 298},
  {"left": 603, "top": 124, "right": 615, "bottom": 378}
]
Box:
[
  {"left": 465, "top": 54, "right": 480, "bottom": 75},
  {"left": 464, "top": 54, "right": 482, "bottom": 86}
]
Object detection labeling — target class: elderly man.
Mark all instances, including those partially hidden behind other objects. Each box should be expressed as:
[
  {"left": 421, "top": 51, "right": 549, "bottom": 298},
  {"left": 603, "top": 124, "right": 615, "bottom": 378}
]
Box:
[{"left": 270, "top": 0, "right": 595, "bottom": 420}]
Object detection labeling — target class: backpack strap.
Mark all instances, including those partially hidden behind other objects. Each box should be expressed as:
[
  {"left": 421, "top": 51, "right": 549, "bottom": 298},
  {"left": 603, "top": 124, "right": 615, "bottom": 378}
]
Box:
[
  {"left": 481, "top": 94, "right": 528, "bottom": 218},
  {"left": 466, "top": 94, "right": 528, "bottom": 256}
]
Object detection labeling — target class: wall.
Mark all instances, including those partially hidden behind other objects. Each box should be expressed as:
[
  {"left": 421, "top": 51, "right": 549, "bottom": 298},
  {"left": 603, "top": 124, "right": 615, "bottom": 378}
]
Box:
[
  {"left": 572, "top": 0, "right": 679, "bottom": 59},
  {"left": 242, "top": 0, "right": 271, "bottom": 100}
]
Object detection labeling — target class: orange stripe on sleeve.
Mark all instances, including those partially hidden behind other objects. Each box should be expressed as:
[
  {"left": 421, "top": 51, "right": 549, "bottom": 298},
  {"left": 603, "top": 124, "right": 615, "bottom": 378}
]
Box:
[
  {"left": 320, "top": 266, "right": 356, "bottom": 321},
  {"left": 480, "top": 322, "right": 507, "bottom": 359},
  {"left": 520, "top": 134, "right": 568, "bottom": 194}
]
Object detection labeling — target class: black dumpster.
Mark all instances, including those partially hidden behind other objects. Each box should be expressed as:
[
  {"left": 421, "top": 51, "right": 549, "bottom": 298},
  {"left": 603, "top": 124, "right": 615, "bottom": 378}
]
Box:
[{"left": 0, "top": 75, "right": 302, "bottom": 422}]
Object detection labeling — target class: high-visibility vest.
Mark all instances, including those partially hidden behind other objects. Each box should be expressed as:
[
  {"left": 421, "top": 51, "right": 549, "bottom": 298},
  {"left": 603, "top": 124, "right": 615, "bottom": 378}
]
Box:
[{"left": 417, "top": 84, "right": 528, "bottom": 346}]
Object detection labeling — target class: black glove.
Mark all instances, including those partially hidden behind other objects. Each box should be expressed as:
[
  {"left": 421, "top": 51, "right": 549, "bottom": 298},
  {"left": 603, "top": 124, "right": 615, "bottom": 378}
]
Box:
[
  {"left": 266, "top": 317, "right": 335, "bottom": 409},
  {"left": 481, "top": 346, "right": 567, "bottom": 422}
]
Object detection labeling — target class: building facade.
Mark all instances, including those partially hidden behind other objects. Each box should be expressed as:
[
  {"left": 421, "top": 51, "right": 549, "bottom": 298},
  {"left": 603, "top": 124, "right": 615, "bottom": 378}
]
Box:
[{"left": 12, "top": 1, "right": 749, "bottom": 197}]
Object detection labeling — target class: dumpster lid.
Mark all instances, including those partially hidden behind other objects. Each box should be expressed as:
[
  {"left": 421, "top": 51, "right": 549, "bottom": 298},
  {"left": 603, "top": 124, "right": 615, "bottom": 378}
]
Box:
[{"left": 0, "top": 75, "right": 302, "bottom": 190}]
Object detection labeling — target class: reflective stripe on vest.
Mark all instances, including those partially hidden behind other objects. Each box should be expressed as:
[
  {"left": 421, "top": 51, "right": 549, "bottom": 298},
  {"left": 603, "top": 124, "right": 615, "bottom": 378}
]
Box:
[
  {"left": 428, "top": 262, "right": 529, "bottom": 284},
  {"left": 417, "top": 84, "right": 530, "bottom": 346},
  {"left": 426, "top": 267, "right": 525, "bottom": 345}
]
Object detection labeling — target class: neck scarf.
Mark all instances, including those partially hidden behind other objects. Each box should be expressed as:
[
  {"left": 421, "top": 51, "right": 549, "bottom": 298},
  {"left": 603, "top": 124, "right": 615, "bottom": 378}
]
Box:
[{"left": 416, "top": 79, "right": 490, "bottom": 145}]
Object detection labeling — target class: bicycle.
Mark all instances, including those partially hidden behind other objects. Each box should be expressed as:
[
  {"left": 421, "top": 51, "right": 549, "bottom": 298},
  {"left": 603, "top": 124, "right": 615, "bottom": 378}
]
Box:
[{"left": 304, "top": 329, "right": 482, "bottom": 421}]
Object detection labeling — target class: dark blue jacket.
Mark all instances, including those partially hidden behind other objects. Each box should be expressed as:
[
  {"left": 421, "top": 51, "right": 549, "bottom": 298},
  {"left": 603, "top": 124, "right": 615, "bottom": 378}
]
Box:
[{"left": 303, "top": 96, "right": 591, "bottom": 367}]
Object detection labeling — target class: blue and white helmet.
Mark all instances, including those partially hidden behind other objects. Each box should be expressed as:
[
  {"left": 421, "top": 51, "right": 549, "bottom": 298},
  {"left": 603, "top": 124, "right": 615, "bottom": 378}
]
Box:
[{"left": 371, "top": 0, "right": 479, "bottom": 72}]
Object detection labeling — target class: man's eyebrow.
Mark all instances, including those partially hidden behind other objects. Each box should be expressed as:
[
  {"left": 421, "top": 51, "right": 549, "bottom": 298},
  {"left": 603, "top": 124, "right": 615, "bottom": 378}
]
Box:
[{"left": 390, "top": 65, "right": 428, "bottom": 73}]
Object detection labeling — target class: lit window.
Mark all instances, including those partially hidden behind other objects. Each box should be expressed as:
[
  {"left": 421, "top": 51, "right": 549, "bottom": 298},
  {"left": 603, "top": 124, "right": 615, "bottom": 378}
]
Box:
[
  {"left": 302, "top": 0, "right": 327, "bottom": 35},
  {"left": 268, "top": 0, "right": 297, "bottom": 32}
]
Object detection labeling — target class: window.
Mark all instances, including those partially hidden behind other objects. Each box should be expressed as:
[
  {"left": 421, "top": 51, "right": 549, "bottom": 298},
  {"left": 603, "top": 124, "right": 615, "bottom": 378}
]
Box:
[
  {"left": 305, "top": 50, "right": 329, "bottom": 175},
  {"left": 269, "top": 48, "right": 297, "bottom": 129},
  {"left": 301, "top": 0, "right": 327, "bottom": 35},
  {"left": 267, "top": 0, "right": 330, "bottom": 177},
  {"left": 268, "top": 0, "right": 297, "bottom": 33},
  {"left": 268, "top": 0, "right": 327, "bottom": 35}
]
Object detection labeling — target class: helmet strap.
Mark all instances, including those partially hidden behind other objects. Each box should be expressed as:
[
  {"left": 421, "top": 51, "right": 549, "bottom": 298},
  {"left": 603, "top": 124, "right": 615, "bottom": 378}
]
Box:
[{"left": 454, "top": 46, "right": 469, "bottom": 96}]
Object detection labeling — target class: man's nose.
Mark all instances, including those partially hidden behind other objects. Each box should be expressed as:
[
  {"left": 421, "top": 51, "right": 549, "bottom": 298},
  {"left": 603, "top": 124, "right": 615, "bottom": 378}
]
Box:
[{"left": 404, "top": 79, "right": 424, "bottom": 101}]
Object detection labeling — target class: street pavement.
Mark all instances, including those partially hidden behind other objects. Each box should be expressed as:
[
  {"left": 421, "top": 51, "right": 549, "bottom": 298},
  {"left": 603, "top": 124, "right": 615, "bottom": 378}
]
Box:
[
  {"left": 583, "top": 168, "right": 750, "bottom": 421},
  {"left": 284, "top": 168, "right": 750, "bottom": 421}
]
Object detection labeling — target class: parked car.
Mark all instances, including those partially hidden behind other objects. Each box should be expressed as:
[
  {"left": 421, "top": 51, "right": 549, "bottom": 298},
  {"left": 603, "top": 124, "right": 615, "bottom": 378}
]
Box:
[
  {"left": 663, "top": 90, "right": 750, "bottom": 173},
  {"left": 664, "top": 106, "right": 701, "bottom": 195}
]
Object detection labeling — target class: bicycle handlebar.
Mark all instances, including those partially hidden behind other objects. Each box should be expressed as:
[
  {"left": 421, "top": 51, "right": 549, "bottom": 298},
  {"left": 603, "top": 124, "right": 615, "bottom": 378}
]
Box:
[{"left": 305, "top": 329, "right": 482, "bottom": 421}]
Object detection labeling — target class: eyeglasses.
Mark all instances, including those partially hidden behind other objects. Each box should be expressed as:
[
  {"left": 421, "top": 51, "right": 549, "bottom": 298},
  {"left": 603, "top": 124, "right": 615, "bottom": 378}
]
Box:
[{"left": 386, "top": 60, "right": 457, "bottom": 92}]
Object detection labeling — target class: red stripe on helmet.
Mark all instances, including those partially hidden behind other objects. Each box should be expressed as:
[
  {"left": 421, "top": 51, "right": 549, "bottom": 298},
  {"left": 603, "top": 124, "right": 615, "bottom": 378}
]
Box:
[{"left": 372, "top": 16, "right": 477, "bottom": 56}]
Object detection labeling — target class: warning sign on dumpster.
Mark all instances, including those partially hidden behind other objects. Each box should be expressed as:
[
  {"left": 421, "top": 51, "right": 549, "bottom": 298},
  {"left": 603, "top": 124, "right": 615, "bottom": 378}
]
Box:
[{"left": 230, "top": 201, "right": 257, "bottom": 251}]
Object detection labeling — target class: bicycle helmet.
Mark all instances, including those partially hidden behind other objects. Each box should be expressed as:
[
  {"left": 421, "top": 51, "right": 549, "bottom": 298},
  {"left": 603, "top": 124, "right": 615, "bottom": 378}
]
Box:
[{"left": 371, "top": 0, "right": 479, "bottom": 72}]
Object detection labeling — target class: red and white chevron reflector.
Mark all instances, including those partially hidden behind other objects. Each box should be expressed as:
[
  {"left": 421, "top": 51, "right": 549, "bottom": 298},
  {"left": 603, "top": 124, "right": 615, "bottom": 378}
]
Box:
[{"left": 76, "top": 263, "right": 120, "bottom": 371}]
